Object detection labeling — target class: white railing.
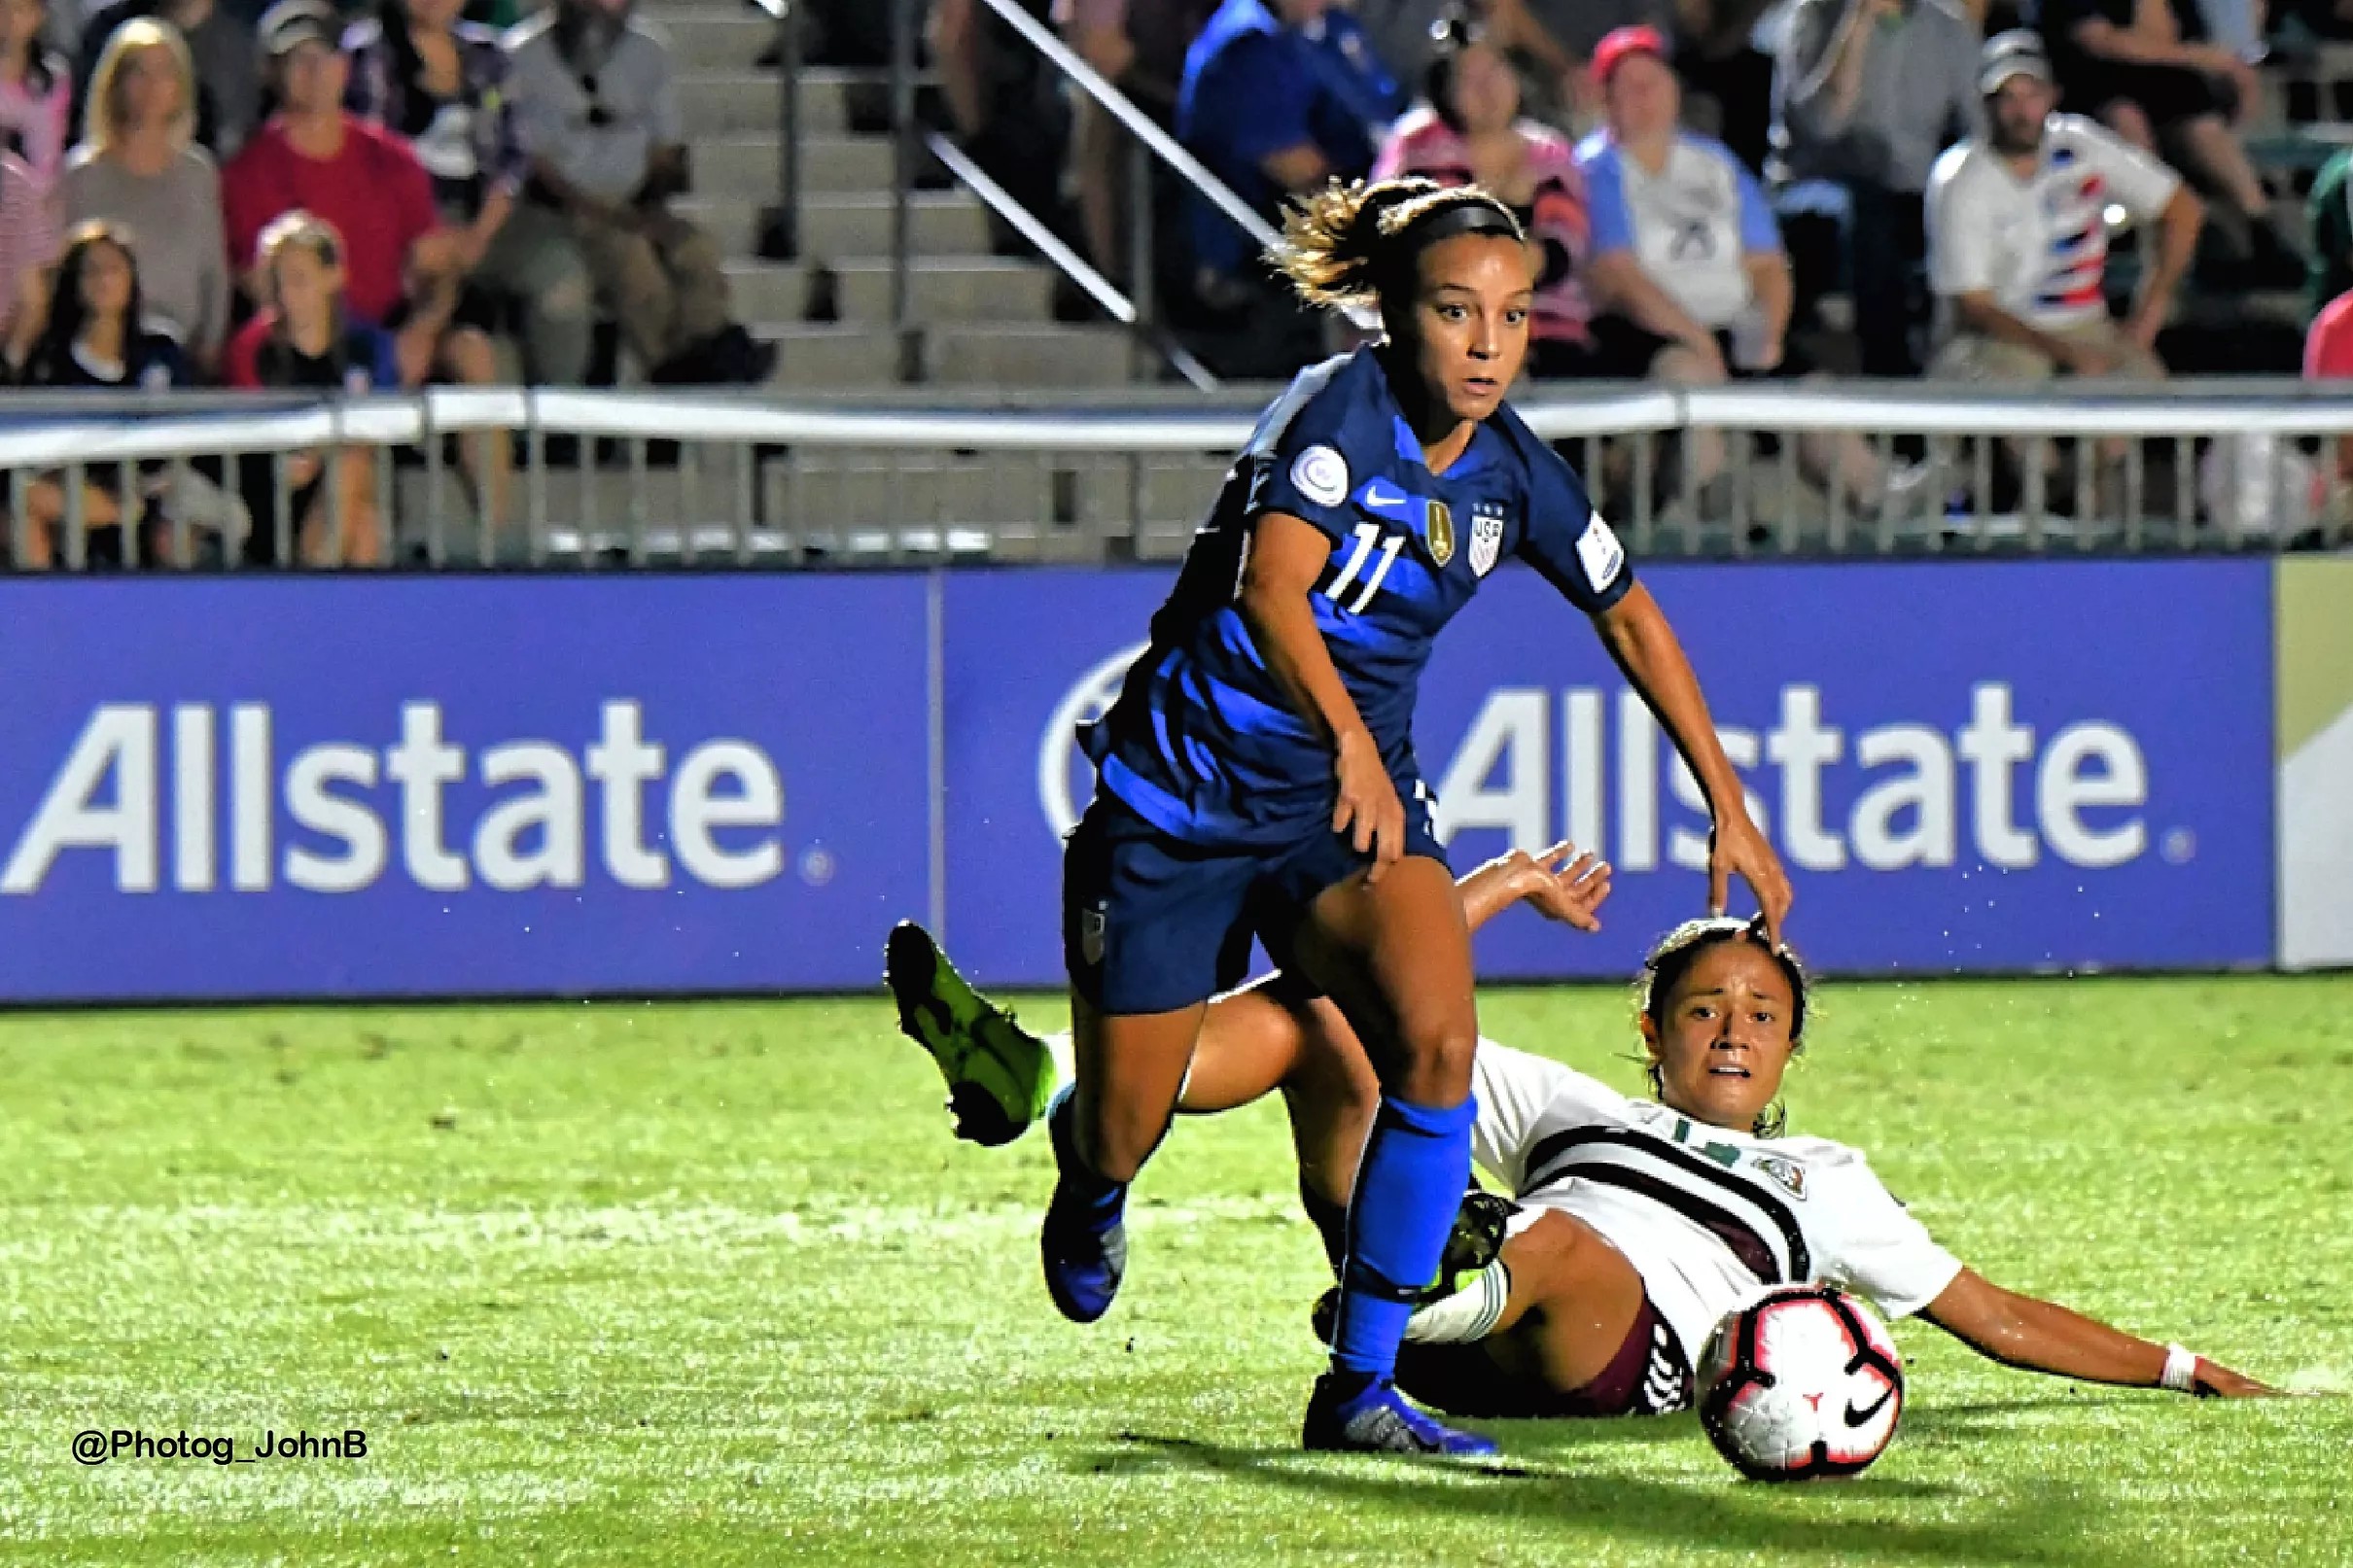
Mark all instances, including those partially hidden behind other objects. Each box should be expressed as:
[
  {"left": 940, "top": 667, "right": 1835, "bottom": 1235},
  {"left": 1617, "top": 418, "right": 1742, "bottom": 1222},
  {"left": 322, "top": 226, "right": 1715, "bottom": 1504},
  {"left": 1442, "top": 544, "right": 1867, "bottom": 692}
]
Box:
[{"left": 1, "top": 382, "right": 2349, "bottom": 569}]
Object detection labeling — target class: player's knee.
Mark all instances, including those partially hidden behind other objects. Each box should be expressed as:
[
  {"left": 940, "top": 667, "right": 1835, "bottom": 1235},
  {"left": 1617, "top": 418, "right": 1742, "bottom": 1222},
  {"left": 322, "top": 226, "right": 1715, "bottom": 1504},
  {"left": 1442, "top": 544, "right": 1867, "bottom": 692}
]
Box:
[{"left": 1389, "top": 1012, "right": 1478, "bottom": 1104}]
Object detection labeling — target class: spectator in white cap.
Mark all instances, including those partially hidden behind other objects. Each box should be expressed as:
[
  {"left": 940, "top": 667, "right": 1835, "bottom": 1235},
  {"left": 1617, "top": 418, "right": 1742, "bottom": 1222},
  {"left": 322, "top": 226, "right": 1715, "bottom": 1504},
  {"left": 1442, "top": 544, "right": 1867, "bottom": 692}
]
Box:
[{"left": 1925, "top": 30, "right": 2200, "bottom": 385}]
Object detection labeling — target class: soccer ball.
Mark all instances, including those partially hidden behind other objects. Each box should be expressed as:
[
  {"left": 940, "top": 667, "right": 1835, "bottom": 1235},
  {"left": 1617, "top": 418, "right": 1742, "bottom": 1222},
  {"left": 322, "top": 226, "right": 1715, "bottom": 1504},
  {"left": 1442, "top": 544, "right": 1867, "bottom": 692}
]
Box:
[{"left": 1697, "top": 1285, "right": 1906, "bottom": 1481}]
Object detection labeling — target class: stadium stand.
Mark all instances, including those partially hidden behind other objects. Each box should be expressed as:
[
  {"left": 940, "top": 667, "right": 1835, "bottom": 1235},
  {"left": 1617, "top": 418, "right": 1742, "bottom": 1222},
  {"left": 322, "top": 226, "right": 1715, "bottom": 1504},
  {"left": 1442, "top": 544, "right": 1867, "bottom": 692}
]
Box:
[
  {"left": 661, "top": 0, "right": 1136, "bottom": 390},
  {"left": 9, "top": 0, "right": 2353, "bottom": 565}
]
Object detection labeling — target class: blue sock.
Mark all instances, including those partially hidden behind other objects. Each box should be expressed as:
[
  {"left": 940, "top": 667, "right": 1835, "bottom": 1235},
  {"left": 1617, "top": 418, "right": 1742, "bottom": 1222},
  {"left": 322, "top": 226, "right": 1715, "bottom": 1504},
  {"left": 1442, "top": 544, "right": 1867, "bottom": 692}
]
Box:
[
  {"left": 1046, "top": 1084, "right": 1125, "bottom": 1229},
  {"left": 1329, "top": 1093, "right": 1477, "bottom": 1384}
]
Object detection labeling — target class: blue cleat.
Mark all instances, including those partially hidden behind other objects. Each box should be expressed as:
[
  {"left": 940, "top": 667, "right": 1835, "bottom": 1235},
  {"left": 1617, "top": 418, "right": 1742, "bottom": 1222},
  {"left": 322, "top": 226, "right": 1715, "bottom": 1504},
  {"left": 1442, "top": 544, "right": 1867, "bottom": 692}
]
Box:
[
  {"left": 1301, "top": 1374, "right": 1500, "bottom": 1457},
  {"left": 1040, "top": 1087, "right": 1128, "bottom": 1324}
]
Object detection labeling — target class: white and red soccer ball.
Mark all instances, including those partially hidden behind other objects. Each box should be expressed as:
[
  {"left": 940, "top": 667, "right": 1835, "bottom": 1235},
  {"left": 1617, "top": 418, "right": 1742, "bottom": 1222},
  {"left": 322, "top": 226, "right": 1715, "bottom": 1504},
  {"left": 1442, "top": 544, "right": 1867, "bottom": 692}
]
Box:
[{"left": 1697, "top": 1285, "right": 1906, "bottom": 1481}]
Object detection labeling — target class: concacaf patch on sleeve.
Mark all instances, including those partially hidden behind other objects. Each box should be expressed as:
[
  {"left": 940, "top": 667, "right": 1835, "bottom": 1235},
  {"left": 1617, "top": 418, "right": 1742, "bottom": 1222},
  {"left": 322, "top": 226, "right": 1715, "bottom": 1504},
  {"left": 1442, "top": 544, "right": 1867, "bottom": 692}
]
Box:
[
  {"left": 1576, "top": 511, "right": 1625, "bottom": 590},
  {"left": 1290, "top": 444, "right": 1350, "bottom": 508}
]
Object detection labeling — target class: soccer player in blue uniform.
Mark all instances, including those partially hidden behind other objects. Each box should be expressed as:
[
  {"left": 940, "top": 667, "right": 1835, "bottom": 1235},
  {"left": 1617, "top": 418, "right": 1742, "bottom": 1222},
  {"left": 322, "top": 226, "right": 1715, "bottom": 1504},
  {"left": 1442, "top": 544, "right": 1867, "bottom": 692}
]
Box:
[{"left": 893, "top": 174, "right": 1789, "bottom": 1456}]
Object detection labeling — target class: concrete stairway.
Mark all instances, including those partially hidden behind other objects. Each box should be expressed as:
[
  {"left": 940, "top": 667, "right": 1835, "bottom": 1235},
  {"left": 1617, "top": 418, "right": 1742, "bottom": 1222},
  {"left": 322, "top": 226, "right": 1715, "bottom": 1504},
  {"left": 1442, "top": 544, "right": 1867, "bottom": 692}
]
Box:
[{"left": 649, "top": 1, "right": 1138, "bottom": 394}]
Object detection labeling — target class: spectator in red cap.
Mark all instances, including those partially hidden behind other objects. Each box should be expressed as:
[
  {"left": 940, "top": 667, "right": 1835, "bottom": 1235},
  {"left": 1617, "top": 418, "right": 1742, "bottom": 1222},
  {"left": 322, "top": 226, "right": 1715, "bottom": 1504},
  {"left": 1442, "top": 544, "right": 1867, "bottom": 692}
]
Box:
[
  {"left": 1576, "top": 24, "right": 1786, "bottom": 390},
  {"left": 1579, "top": 25, "right": 1902, "bottom": 510}
]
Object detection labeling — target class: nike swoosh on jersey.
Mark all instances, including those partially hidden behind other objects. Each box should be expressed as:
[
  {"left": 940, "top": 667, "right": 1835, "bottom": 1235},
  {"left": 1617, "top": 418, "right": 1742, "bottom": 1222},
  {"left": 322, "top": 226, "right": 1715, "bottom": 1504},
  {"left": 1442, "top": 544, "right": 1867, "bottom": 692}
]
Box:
[
  {"left": 1844, "top": 1388, "right": 1895, "bottom": 1427},
  {"left": 1353, "top": 478, "right": 1415, "bottom": 520}
]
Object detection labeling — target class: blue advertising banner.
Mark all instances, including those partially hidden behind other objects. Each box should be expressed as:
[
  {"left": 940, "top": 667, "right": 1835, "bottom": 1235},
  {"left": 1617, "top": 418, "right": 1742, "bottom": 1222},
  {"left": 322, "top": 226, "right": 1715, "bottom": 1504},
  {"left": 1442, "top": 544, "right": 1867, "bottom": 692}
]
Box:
[
  {"left": 0, "top": 576, "right": 931, "bottom": 1000},
  {"left": 946, "top": 561, "right": 2275, "bottom": 984},
  {"left": 0, "top": 561, "right": 2276, "bottom": 1002}
]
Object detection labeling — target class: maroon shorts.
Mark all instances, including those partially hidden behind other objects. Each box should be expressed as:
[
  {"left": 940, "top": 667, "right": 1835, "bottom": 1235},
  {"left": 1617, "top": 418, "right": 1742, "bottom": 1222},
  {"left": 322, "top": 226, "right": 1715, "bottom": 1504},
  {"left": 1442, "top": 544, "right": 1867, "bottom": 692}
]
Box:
[{"left": 1393, "top": 1295, "right": 1694, "bottom": 1420}]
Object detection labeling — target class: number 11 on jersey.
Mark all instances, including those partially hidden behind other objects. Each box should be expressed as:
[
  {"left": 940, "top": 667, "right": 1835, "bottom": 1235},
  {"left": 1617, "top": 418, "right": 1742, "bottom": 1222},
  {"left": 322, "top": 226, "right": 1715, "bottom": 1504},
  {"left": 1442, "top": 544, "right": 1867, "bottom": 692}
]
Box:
[{"left": 1326, "top": 523, "right": 1405, "bottom": 613}]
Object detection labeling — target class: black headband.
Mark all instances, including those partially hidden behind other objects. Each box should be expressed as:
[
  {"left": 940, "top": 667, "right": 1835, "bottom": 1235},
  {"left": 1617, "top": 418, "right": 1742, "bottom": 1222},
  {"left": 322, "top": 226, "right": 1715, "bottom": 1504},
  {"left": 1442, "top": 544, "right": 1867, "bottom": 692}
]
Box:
[{"left": 1395, "top": 199, "right": 1523, "bottom": 253}]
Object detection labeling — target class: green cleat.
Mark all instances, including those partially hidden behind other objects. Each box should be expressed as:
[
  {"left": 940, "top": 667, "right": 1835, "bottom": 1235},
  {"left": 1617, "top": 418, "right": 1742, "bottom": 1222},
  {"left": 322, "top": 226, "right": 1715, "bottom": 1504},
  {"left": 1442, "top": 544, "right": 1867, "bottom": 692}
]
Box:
[{"left": 884, "top": 921, "right": 1056, "bottom": 1147}]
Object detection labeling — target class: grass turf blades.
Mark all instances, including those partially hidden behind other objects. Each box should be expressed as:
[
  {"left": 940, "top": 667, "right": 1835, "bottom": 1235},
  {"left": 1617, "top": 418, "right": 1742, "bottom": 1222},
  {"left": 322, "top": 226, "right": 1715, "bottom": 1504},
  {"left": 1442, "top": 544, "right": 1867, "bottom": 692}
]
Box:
[{"left": 3, "top": 975, "right": 2350, "bottom": 1566}]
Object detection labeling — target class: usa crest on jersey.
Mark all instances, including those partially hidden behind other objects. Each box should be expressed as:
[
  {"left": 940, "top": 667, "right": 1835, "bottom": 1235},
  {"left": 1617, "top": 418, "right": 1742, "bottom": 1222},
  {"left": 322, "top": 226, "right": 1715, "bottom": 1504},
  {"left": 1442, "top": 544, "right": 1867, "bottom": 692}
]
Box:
[{"left": 1469, "top": 502, "right": 1506, "bottom": 576}]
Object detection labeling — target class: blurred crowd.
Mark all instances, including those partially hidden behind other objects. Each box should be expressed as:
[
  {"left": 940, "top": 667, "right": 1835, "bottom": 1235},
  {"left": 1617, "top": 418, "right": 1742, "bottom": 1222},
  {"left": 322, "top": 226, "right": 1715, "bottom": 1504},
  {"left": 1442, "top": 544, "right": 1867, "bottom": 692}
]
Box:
[
  {"left": 14, "top": 0, "right": 2353, "bottom": 567},
  {"left": 891, "top": 0, "right": 2353, "bottom": 405},
  {"left": 1, "top": 0, "right": 772, "bottom": 568}
]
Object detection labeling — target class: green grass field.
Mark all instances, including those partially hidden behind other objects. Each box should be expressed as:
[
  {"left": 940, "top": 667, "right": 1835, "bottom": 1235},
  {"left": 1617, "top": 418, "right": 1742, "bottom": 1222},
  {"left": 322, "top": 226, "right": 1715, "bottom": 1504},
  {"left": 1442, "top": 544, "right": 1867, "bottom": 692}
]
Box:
[{"left": 4, "top": 975, "right": 2350, "bottom": 1567}]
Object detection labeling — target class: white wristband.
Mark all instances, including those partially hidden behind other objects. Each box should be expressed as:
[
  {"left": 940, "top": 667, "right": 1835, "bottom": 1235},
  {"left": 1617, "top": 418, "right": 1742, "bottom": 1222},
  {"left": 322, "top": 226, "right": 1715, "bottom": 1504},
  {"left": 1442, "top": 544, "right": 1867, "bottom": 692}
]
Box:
[{"left": 2160, "top": 1343, "right": 2200, "bottom": 1393}]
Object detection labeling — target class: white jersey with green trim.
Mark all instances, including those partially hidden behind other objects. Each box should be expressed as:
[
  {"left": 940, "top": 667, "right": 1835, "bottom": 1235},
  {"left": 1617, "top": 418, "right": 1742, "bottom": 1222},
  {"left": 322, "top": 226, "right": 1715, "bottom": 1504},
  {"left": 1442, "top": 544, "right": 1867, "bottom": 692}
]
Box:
[{"left": 1469, "top": 1039, "right": 1963, "bottom": 1366}]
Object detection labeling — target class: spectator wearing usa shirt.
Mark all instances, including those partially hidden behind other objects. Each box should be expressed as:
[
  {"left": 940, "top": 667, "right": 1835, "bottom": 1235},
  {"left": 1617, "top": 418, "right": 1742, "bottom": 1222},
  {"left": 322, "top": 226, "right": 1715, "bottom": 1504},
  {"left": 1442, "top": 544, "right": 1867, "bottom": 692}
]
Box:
[
  {"left": 1372, "top": 9, "right": 1596, "bottom": 376},
  {"left": 1575, "top": 25, "right": 1788, "bottom": 386},
  {"left": 1924, "top": 32, "right": 2200, "bottom": 385},
  {"left": 1176, "top": 0, "right": 1406, "bottom": 303},
  {"left": 2033, "top": 0, "right": 2302, "bottom": 287}
]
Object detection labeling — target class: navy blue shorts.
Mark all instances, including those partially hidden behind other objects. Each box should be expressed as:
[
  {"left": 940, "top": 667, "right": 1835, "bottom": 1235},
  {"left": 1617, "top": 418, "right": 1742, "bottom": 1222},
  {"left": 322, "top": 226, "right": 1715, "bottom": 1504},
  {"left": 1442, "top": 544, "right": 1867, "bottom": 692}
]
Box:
[{"left": 1062, "top": 785, "right": 1448, "bottom": 1016}]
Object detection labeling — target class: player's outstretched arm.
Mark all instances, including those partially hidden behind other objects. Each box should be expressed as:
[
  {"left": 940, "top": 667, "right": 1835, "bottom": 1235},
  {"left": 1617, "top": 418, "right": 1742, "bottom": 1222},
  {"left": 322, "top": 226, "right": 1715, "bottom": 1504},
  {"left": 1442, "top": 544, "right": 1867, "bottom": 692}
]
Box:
[
  {"left": 1456, "top": 843, "right": 1611, "bottom": 934},
  {"left": 1592, "top": 585, "right": 1793, "bottom": 942},
  {"left": 1920, "top": 1267, "right": 2278, "bottom": 1397}
]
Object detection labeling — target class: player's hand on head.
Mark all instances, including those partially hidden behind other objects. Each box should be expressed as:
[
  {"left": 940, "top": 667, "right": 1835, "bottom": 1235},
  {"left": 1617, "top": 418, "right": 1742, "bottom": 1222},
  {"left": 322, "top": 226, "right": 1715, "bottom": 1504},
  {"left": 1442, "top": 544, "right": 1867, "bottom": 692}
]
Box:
[
  {"left": 1707, "top": 811, "right": 1792, "bottom": 947},
  {"left": 1332, "top": 729, "right": 1406, "bottom": 882},
  {"left": 1520, "top": 842, "right": 1610, "bottom": 931}
]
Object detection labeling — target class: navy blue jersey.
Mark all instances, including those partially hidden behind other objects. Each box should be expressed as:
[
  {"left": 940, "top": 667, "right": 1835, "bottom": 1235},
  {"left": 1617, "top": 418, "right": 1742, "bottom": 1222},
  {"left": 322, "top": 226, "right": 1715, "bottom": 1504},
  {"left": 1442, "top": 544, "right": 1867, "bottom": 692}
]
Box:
[{"left": 1084, "top": 346, "right": 1635, "bottom": 847}]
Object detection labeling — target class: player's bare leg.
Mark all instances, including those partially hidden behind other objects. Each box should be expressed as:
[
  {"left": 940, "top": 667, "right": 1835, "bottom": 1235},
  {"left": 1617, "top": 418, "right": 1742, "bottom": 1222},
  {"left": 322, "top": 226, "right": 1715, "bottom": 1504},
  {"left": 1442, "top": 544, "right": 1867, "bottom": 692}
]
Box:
[
  {"left": 1038, "top": 996, "right": 1204, "bottom": 1323},
  {"left": 885, "top": 920, "right": 1199, "bottom": 1323},
  {"left": 1177, "top": 984, "right": 1380, "bottom": 1245},
  {"left": 1285, "top": 854, "right": 1497, "bottom": 1456},
  {"left": 1385, "top": 1211, "right": 1652, "bottom": 1416},
  {"left": 1185, "top": 982, "right": 1648, "bottom": 1408}
]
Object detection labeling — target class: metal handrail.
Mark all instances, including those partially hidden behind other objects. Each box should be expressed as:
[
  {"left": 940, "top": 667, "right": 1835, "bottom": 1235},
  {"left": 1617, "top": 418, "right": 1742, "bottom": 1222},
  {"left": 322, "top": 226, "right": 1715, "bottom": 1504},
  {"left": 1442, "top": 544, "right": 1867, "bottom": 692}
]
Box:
[
  {"left": 923, "top": 131, "right": 1220, "bottom": 391},
  {"left": 4, "top": 380, "right": 2351, "bottom": 444},
  {"left": 890, "top": 0, "right": 922, "bottom": 382},
  {"left": 746, "top": 0, "right": 803, "bottom": 261},
  {"left": 965, "top": 0, "right": 1278, "bottom": 251},
  {"left": 8, "top": 385, "right": 2350, "bottom": 568},
  {"left": 884, "top": 0, "right": 1283, "bottom": 386}
]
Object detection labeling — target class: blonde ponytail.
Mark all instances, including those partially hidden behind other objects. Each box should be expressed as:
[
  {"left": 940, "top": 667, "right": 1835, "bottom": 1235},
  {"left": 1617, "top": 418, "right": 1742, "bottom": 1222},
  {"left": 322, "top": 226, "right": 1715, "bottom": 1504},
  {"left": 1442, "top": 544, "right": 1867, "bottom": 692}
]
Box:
[{"left": 1271, "top": 176, "right": 1526, "bottom": 312}]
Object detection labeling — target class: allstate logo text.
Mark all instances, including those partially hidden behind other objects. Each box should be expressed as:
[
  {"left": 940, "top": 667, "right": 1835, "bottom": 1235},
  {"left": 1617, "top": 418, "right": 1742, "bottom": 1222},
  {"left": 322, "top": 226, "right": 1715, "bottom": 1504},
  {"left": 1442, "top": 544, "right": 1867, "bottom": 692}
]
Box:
[{"left": 3, "top": 700, "right": 787, "bottom": 896}]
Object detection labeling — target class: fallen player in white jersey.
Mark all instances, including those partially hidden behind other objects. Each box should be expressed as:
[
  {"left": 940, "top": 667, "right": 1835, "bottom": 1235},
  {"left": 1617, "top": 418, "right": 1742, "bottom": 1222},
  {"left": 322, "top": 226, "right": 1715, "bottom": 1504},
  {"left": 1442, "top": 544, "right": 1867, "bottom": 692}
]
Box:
[{"left": 886, "top": 846, "right": 2274, "bottom": 1417}]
